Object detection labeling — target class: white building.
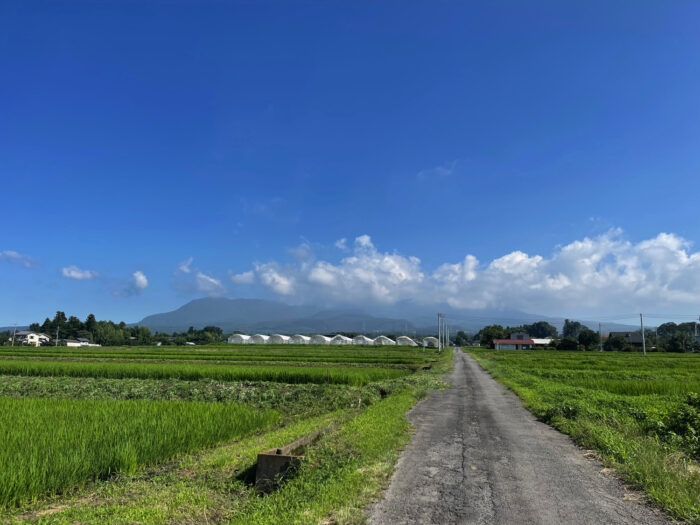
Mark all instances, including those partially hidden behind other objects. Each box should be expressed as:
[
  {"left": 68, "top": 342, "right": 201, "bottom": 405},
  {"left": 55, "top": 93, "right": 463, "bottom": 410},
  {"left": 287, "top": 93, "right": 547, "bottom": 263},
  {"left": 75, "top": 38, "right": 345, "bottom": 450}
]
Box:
[
  {"left": 373, "top": 335, "right": 396, "bottom": 346},
  {"left": 310, "top": 334, "right": 332, "bottom": 345},
  {"left": 330, "top": 334, "right": 352, "bottom": 345},
  {"left": 396, "top": 336, "right": 418, "bottom": 346},
  {"left": 269, "top": 334, "right": 290, "bottom": 345},
  {"left": 249, "top": 334, "right": 270, "bottom": 344},
  {"left": 228, "top": 333, "right": 251, "bottom": 344},
  {"left": 289, "top": 334, "right": 311, "bottom": 344},
  {"left": 532, "top": 338, "right": 553, "bottom": 346},
  {"left": 352, "top": 335, "right": 374, "bottom": 346},
  {"left": 423, "top": 336, "right": 439, "bottom": 348},
  {"left": 15, "top": 331, "right": 50, "bottom": 347}
]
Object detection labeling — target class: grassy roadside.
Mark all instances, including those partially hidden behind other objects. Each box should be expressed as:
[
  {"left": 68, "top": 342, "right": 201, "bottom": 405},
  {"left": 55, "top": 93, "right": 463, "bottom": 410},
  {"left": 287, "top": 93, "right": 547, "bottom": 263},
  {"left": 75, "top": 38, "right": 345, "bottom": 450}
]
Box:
[
  {"left": 3, "top": 350, "right": 452, "bottom": 524},
  {"left": 465, "top": 348, "right": 699, "bottom": 524}
]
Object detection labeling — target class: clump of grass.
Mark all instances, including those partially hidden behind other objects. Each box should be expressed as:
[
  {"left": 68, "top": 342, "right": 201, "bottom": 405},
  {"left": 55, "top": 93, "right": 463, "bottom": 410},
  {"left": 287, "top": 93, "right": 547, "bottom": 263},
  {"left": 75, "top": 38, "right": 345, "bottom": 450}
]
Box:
[{"left": 0, "top": 397, "right": 277, "bottom": 508}]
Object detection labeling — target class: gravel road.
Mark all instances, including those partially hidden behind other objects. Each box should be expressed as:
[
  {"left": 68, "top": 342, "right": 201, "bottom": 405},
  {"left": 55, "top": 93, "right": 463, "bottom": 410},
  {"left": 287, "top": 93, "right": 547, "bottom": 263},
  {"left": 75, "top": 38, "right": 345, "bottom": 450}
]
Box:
[{"left": 368, "top": 349, "right": 672, "bottom": 525}]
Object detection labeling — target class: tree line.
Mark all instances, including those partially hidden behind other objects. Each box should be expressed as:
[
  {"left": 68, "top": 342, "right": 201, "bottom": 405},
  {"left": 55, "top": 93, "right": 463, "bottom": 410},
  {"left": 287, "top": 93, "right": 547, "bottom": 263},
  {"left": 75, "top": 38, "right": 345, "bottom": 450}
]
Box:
[{"left": 0, "top": 312, "right": 227, "bottom": 347}]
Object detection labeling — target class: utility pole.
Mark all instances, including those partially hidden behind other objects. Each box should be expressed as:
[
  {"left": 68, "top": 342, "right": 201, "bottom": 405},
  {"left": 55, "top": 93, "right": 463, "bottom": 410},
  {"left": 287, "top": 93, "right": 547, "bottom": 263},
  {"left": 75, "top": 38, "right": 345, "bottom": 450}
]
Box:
[
  {"left": 437, "top": 313, "right": 441, "bottom": 352},
  {"left": 55, "top": 326, "right": 59, "bottom": 347},
  {"left": 11, "top": 324, "right": 16, "bottom": 347},
  {"left": 598, "top": 323, "right": 602, "bottom": 352},
  {"left": 640, "top": 313, "right": 646, "bottom": 356}
]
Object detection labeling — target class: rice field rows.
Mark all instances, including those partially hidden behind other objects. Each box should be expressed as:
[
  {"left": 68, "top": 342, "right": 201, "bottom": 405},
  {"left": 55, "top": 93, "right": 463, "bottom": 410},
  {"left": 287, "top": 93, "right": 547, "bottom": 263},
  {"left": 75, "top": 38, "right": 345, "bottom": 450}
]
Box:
[
  {"left": 466, "top": 349, "right": 700, "bottom": 522},
  {"left": 0, "top": 397, "right": 277, "bottom": 508},
  {"left": 0, "top": 359, "right": 411, "bottom": 385},
  {"left": 0, "top": 345, "right": 435, "bottom": 365}
]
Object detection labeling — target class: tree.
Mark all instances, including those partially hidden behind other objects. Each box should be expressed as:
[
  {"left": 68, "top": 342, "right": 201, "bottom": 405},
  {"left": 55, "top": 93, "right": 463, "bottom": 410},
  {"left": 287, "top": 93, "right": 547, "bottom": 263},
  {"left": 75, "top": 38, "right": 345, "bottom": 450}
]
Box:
[
  {"left": 28, "top": 322, "right": 41, "bottom": 332},
  {"left": 562, "top": 319, "right": 584, "bottom": 339},
  {"left": 479, "top": 325, "right": 505, "bottom": 348},
  {"left": 578, "top": 329, "right": 600, "bottom": 350},
  {"left": 604, "top": 335, "right": 628, "bottom": 351},
  {"left": 523, "top": 321, "right": 558, "bottom": 339},
  {"left": 85, "top": 314, "right": 97, "bottom": 335},
  {"left": 557, "top": 337, "right": 579, "bottom": 350},
  {"left": 454, "top": 330, "right": 470, "bottom": 346}
]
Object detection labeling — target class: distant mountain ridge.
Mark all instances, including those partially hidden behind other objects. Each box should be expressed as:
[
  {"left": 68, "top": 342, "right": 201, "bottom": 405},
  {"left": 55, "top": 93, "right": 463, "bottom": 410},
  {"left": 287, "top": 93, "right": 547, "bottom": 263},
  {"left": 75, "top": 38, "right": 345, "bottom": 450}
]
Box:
[{"left": 135, "top": 297, "right": 638, "bottom": 335}]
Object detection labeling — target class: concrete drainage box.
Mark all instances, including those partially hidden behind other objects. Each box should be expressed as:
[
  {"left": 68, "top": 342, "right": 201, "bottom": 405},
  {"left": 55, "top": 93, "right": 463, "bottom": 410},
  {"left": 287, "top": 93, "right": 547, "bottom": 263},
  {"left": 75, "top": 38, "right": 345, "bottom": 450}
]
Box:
[{"left": 255, "top": 430, "right": 322, "bottom": 490}]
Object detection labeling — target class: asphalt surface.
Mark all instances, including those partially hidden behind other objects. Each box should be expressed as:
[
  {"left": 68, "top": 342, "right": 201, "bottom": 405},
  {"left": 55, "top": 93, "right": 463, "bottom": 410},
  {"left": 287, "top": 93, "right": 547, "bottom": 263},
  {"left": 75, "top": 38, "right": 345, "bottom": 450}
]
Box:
[{"left": 368, "top": 349, "right": 672, "bottom": 525}]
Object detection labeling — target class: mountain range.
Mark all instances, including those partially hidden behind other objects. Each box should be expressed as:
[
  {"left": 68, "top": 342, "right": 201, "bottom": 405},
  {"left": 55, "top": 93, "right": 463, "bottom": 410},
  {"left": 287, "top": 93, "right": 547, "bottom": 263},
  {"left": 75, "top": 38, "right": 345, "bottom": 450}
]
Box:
[{"left": 135, "top": 298, "right": 638, "bottom": 335}]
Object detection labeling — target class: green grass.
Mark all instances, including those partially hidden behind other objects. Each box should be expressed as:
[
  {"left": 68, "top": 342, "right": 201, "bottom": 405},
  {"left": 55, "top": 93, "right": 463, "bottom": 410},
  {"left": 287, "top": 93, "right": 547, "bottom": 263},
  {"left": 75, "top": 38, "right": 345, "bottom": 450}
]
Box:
[
  {"left": 466, "top": 348, "right": 700, "bottom": 523},
  {"left": 0, "top": 359, "right": 411, "bottom": 385},
  {"left": 0, "top": 348, "right": 453, "bottom": 524},
  {"left": 0, "top": 345, "right": 437, "bottom": 366},
  {"left": 0, "top": 397, "right": 277, "bottom": 509}
]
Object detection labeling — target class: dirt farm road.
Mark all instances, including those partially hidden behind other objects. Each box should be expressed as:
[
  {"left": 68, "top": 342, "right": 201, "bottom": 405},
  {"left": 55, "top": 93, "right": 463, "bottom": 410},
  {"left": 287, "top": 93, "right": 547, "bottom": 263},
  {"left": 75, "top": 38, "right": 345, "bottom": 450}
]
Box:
[{"left": 369, "top": 349, "right": 672, "bottom": 525}]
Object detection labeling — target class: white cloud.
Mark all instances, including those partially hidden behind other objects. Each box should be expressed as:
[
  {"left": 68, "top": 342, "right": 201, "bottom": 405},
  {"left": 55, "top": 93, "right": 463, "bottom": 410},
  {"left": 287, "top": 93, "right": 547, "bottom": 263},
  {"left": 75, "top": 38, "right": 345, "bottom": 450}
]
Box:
[
  {"left": 0, "top": 250, "right": 38, "bottom": 269},
  {"left": 334, "top": 238, "right": 348, "bottom": 251},
  {"left": 114, "top": 270, "right": 149, "bottom": 296},
  {"left": 195, "top": 271, "right": 225, "bottom": 295},
  {"left": 176, "top": 256, "right": 194, "bottom": 274},
  {"left": 61, "top": 265, "right": 99, "bottom": 280},
  {"left": 417, "top": 160, "right": 457, "bottom": 180},
  {"left": 132, "top": 271, "right": 149, "bottom": 290},
  {"left": 255, "top": 262, "right": 296, "bottom": 295},
  {"left": 230, "top": 270, "right": 255, "bottom": 285},
  {"left": 246, "top": 230, "right": 700, "bottom": 316}
]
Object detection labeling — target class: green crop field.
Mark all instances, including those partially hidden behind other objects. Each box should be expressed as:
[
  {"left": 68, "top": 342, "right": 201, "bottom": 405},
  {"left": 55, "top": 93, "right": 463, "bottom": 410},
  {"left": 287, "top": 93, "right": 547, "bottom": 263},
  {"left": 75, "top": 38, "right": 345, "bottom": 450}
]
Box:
[
  {"left": 0, "top": 397, "right": 277, "bottom": 508},
  {"left": 0, "top": 359, "right": 411, "bottom": 385},
  {"left": 0, "top": 345, "right": 432, "bottom": 365},
  {"left": 465, "top": 348, "right": 700, "bottom": 523},
  {"left": 0, "top": 344, "right": 446, "bottom": 523}
]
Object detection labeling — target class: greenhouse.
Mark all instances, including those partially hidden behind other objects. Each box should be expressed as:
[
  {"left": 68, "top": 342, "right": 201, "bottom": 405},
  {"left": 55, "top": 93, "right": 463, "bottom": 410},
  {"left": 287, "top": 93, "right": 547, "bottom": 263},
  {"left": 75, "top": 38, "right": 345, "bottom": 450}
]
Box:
[
  {"left": 373, "top": 335, "right": 396, "bottom": 346},
  {"left": 227, "top": 333, "right": 250, "bottom": 344},
  {"left": 422, "top": 336, "right": 439, "bottom": 348},
  {"left": 289, "top": 334, "right": 311, "bottom": 344},
  {"left": 396, "top": 336, "right": 418, "bottom": 346},
  {"left": 310, "top": 334, "right": 332, "bottom": 345},
  {"left": 352, "top": 335, "right": 375, "bottom": 345},
  {"left": 269, "top": 334, "right": 290, "bottom": 344},
  {"left": 249, "top": 334, "right": 270, "bottom": 344},
  {"left": 330, "top": 334, "right": 352, "bottom": 345}
]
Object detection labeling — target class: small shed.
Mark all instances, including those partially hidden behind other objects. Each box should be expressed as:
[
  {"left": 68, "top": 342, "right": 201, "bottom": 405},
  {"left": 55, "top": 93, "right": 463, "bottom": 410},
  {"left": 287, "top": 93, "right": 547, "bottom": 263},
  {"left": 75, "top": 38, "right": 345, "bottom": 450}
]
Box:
[
  {"left": 493, "top": 339, "right": 535, "bottom": 350},
  {"left": 269, "top": 334, "right": 290, "bottom": 345}
]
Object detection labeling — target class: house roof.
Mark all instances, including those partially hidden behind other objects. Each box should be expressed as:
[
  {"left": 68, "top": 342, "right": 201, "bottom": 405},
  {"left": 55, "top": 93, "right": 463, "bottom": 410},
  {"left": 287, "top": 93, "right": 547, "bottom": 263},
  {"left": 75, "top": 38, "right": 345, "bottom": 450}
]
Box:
[
  {"left": 493, "top": 339, "right": 535, "bottom": 344},
  {"left": 531, "top": 338, "right": 553, "bottom": 345}
]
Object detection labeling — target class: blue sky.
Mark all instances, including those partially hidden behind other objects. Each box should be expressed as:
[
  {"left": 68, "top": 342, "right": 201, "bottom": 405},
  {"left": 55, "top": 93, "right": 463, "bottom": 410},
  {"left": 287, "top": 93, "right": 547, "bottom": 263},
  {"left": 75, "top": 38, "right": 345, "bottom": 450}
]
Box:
[{"left": 2, "top": 1, "right": 700, "bottom": 325}]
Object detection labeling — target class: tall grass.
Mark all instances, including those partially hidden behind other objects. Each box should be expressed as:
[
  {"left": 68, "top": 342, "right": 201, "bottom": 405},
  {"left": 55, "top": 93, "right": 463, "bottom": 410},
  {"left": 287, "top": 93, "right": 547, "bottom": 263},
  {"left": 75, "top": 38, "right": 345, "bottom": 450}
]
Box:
[
  {"left": 0, "top": 359, "right": 410, "bottom": 385},
  {"left": 0, "top": 397, "right": 277, "bottom": 508}
]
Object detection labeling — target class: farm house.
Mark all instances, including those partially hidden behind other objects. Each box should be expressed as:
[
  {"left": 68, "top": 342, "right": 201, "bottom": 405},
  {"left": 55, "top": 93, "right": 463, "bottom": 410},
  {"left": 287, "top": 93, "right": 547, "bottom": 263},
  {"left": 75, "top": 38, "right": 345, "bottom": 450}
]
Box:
[
  {"left": 310, "top": 335, "right": 332, "bottom": 345},
  {"left": 396, "top": 336, "right": 418, "bottom": 346},
  {"left": 227, "top": 333, "right": 250, "bottom": 344},
  {"left": 423, "top": 336, "right": 439, "bottom": 347},
  {"left": 352, "top": 335, "right": 374, "bottom": 345},
  {"left": 269, "top": 334, "right": 290, "bottom": 344},
  {"left": 249, "top": 334, "right": 270, "bottom": 344},
  {"left": 289, "top": 334, "right": 311, "bottom": 344},
  {"left": 373, "top": 336, "right": 396, "bottom": 346},
  {"left": 330, "top": 335, "right": 352, "bottom": 345}
]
